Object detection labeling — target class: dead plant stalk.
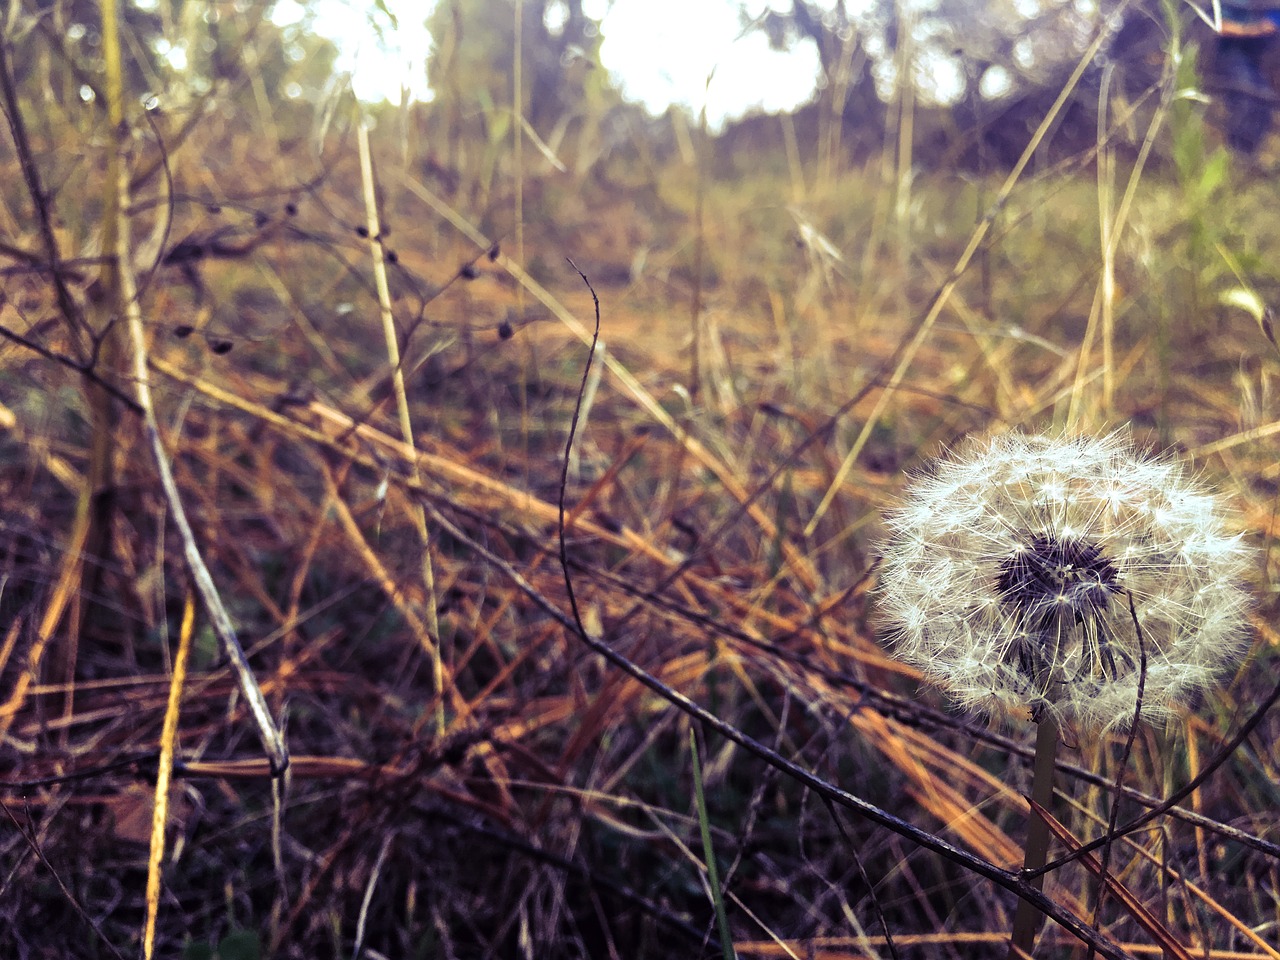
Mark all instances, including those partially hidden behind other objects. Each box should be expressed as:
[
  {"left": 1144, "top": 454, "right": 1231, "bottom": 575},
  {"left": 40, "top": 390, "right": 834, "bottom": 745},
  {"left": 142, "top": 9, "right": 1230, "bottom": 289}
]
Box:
[{"left": 356, "top": 118, "right": 445, "bottom": 736}]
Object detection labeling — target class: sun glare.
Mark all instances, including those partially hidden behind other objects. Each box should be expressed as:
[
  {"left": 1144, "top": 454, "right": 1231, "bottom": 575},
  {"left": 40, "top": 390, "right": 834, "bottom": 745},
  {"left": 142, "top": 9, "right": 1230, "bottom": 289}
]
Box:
[
  {"left": 273, "top": 0, "right": 434, "bottom": 103},
  {"left": 287, "top": 0, "right": 828, "bottom": 127}
]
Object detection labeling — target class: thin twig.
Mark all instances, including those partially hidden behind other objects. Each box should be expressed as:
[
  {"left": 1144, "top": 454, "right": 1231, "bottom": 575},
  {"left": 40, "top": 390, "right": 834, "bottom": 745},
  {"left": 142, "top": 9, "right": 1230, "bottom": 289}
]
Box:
[
  {"left": 0, "top": 322, "right": 143, "bottom": 414},
  {"left": 0, "top": 28, "right": 91, "bottom": 352},
  {"left": 1084, "top": 593, "right": 1150, "bottom": 960},
  {"left": 1, "top": 802, "right": 127, "bottom": 960},
  {"left": 112, "top": 90, "right": 288, "bottom": 777},
  {"left": 351, "top": 831, "right": 395, "bottom": 960}
]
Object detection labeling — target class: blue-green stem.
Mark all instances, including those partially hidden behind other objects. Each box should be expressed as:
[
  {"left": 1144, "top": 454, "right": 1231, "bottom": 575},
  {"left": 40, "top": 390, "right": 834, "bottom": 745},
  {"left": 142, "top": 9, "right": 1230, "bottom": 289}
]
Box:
[{"left": 1008, "top": 715, "right": 1060, "bottom": 958}]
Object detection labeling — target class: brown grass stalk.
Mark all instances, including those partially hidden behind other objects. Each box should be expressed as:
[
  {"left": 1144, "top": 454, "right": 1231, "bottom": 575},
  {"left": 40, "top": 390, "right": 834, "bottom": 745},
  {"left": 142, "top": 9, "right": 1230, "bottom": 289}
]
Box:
[
  {"left": 141, "top": 592, "right": 195, "bottom": 960},
  {"left": 356, "top": 117, "right": 445, "bottom": 735}
]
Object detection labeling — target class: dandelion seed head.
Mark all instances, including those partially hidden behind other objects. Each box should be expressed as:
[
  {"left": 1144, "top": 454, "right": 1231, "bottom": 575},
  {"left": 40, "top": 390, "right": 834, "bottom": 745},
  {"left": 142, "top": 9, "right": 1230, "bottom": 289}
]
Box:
[{"left": 876, "top": 430, "right": 1255, "bottom": 729}]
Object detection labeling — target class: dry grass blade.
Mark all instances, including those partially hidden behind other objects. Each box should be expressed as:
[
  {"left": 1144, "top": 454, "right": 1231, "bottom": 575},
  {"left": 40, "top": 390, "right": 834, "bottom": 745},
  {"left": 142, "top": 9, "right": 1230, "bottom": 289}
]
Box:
[
  {"left": 141, "top": 592, "right": 195, "bottom": 960},
  {"left": 320, "top": 465, "right": 457, "bottom": 718},
  {"left": 1070, "top": 46, "right": 1169, "bottom": 427},
  {"left": 148, "top": 357, "right": 836, "bottom": 644},
  {"left": 1059, "top": 789, "right": 1280, "bottom": 960},
  {"left": 740, "top": 942, "right": 1273, "bottom": 960}
]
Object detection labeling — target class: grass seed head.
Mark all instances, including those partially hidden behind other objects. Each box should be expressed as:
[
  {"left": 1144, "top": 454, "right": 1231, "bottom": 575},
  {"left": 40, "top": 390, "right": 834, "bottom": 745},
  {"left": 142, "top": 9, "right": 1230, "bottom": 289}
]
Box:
[{"left": 876, "top": 430, "right": 1255, "bottom": 729}]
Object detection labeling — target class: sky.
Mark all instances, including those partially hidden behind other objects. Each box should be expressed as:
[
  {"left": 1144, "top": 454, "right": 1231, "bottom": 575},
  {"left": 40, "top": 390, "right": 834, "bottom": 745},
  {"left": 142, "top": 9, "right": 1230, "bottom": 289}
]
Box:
[{"left": 279, "top": 0, "right": 826, "bottom": 129}]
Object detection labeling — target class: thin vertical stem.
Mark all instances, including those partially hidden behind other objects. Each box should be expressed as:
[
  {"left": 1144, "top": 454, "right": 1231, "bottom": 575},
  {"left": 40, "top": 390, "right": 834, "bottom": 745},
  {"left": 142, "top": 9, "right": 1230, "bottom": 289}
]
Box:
[
  {"left": 689, "top": 89, "right": 707, "bottom": 401},
  {"left": 513, "top": 0, "right": 524, "bottom": 295},
  {"left": 1097, "top": 64, "right": 1117, "bottom": 421},
  {"left": 1008, "top": 716, "right": 1060, "bottom": 958},
  {"left": 512, "top": 0, "right": 530, "bottom": 478},
  {"left": 356, "top": 120, "right": 445, "bottom": 736},
  {"left": 77, "top": 0, "right": 129, "bottom": 677}
]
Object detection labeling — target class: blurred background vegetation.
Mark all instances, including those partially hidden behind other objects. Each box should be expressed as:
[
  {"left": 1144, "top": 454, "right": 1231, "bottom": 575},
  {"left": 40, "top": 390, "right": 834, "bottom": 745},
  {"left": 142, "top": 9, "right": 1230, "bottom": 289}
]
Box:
[{"left": 1, "top": 1, "right": 1278, "bottom": 958}]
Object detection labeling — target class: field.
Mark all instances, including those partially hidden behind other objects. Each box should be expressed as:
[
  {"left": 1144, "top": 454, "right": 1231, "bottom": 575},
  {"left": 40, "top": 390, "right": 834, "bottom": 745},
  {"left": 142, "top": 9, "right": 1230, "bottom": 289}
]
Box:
[{"left": 1, "top": 4, "right": 1279, "bottom": 959}]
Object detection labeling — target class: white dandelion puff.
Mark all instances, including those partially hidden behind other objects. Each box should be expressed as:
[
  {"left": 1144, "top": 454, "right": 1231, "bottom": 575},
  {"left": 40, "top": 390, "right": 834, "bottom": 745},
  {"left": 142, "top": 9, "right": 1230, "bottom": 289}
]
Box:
[{"left": 876, "top": 430, "right": 1255, "bottom": 730}]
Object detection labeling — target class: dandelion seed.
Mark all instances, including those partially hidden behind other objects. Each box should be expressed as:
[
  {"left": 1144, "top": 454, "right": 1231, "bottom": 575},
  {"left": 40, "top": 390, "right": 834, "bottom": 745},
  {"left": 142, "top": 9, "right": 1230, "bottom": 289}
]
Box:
[{"left": 876, "top": 430, "right": 1254, "bottom": 730}]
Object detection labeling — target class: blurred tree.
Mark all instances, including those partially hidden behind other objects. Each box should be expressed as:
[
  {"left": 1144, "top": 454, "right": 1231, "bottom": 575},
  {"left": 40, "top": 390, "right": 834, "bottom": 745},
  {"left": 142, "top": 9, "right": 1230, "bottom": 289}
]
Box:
[
  {"left": 425, "top": 0, "right": 628, "bottom": 200},
  {"left": 12, "top": 0, "right": 165, "bottom": 106},
  {"left": 759, "top": 1, "right": 887, "bottom": 159},
  {"left": 739, "top": 0, "right": 1232, "bottom": 169},
  {"left": 428, "top": 0, "right": 602, "bottom": 129},
  {"left": 9, "top": 1, "right": 338, "bottom": 120}
]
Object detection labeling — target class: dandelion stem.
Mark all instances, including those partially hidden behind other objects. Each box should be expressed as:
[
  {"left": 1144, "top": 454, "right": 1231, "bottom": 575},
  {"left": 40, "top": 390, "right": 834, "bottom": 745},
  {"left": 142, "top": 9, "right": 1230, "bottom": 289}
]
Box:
[{"left": 1008, "top": 715, "right": 1060, "bottom": 958}]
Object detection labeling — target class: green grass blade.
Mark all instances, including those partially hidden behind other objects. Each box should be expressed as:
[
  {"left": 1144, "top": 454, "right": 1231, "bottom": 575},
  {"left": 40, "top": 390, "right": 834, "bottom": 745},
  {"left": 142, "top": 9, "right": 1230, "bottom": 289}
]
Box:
[{"left": 690, "top": 727, "right": 737, "bottom": 960}]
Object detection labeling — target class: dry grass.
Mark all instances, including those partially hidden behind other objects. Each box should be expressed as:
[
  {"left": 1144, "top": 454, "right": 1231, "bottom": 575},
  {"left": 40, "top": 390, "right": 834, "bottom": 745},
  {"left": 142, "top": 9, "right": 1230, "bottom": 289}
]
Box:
[{"left": 1, "top": 10, "right": 1279, "bottom": 960}]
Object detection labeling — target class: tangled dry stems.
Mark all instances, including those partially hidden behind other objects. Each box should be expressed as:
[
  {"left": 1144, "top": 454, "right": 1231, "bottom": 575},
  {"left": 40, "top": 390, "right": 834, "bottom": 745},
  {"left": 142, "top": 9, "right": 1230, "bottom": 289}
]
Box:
[{"left": 0, "top": 45, "right": 1278, "bottom": 960}]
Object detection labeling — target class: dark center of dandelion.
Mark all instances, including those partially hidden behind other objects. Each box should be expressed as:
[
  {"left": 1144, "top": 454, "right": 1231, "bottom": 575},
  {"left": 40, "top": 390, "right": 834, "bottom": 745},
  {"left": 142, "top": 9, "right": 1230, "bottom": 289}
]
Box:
[
  {"left": 996, "top": 533, "right": 1121, "bottom": 628},
  {"left": 996, "top": 534, "right": 1125, "bottom": 702}
]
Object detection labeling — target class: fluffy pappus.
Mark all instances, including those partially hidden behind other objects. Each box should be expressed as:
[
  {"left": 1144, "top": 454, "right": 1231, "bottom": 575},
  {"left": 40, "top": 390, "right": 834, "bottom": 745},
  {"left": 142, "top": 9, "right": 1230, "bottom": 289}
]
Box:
[{"left": 875, "top": 430, "right": 1255, "bottom": 729}]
